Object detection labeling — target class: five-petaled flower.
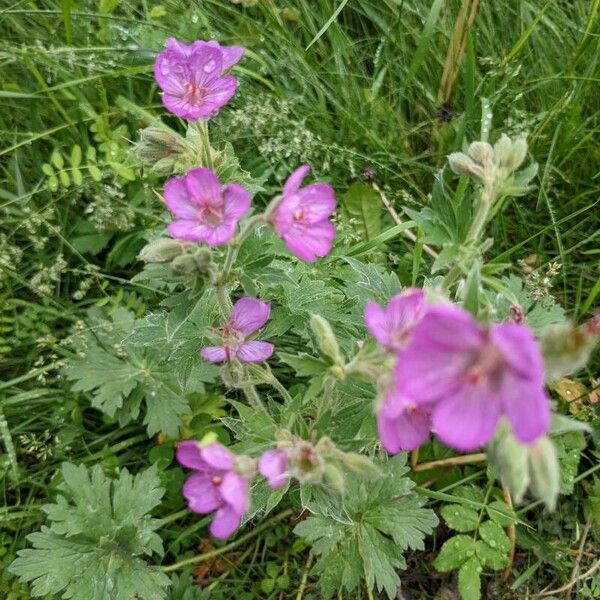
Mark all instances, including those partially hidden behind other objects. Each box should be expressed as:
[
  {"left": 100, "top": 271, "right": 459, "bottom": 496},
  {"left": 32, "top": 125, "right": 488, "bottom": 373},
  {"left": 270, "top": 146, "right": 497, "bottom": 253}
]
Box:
[
  {"left": 154, "top": 38, "right": 244, "bottom": 120},
  {"left": 271, "top": 165, "right": 336, "bottom": 263},
  {"left": 394, "top": 304, "right": 550, "bottom": 452},
  {"left": 258, "top": 449, "right": 289, "bottom": 489},
  {"left": 177, "top": 441, "right": 249, "bottom": 539},
  {"left": 164, "top": 167, "right": 250, "bottom": 245},
  {"left": 364, "top": 288, "right": 425, "bottom": 353},
  {"left": 201, "top": 297, "right": 274, "bottom": 363}
]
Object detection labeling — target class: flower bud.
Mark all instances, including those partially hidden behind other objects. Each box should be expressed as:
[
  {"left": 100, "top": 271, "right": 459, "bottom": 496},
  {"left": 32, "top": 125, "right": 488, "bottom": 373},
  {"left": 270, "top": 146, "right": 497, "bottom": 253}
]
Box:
[
  {"left": 540, "top": 321, "right": 598, "bottom": 381},
  {"left": 219, "top": 361, "right": 245, "bottom": 388},
  {"left": 235, "top": 454, "right": 257, "bottom": 478},
  {"left": 134, "top": 125, "right": 188, "bottom": 173},
  {"left": 343, "top": 452, "right": 382, "bottom": 480},
  {"left": 527, "top": 436, "right": 560, "bottom": 510},
  {"left": 488, "top": 425, "right": 530, "bottom": 503},
  {"left": 448, "top": 152, "right": 485, "bottom": 180},
  {"left": 171, "top": 254, "right": 201, "bottom": 276},
  {"left": 323, "top": 462, "right": 346, "bottom": 495},
  {"left": 468, "top": 141, "right": 494, "bottom": 168},
  {"left": 289, "top": 441, "right": 325, "bottom": 483},
  {"left": 138, "top": 238, "right": 187, "bottom": 263},
  {"left": 506, "top": 137, "right": 528, "bottom": 172},
  {"left": 199, "top": 431, "right": 219, "bottom": 446},
  {"left": 493, "top": 134, "right": 513, "bottom": 169},
  {"left": 310, "top": 314, "right": 344, "bottom": 367}
]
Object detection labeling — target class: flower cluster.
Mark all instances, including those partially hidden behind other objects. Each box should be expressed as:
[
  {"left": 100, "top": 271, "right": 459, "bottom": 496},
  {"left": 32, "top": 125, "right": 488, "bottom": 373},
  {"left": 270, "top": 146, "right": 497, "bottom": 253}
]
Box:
[{"left": 366, "top": 291, "right": 551, "bottom": 453}]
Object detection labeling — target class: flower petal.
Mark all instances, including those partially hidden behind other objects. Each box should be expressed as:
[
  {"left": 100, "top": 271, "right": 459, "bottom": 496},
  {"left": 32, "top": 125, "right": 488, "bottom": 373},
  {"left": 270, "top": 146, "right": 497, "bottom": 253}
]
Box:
[
  {"left": 230, "top": 297, "right": 271, "bottom": 335},
  {"left": 491, "top": 323, "right": 544, "bottom": 383},
  {"left": 219, "top": 472, "right": 249, "bottom": 515},
  {"left": 431, "top": 384, "right": 502, "bottom": 451},
  {"left": 184, "top": 167, "right": 221, "bottom": 205},
  {"left": 200, "top": 76, "right": 238, "bottom": 116},
  {"left": 164, "top": 176, "right": 196, "bottom": 219},
  {"left": 294, "top": 183, "right": 336, "bottom": 223},
  {"left": 237, "top": 341, "right": 274, "bottom": 363},
  {"left": 283, "top": 164, "right": 311, "bottom": 197},
  {"left": 182, "top": 473, "right": 221, "bottom": 513},
  {"left": 395, "top": 304, "right": 484, "bottom": 403},
  {"left": 210, "top": 506, "right": 242, "bottom": 539},
  {"left": 215, "top": 44, "right": 245, "bottom": 71},
  {"left": 201, "top": 220, "right": 237, "bottom": 246},
  {"left": 377, "top": 406, "right": 430, "bottom": 453},
  {"left": 201, "top": 346, "right": 228, "bottom": 362},
  {"left": 501, "top": 375, "right": 551, "bottom": 444},
  {"left": 176, "top": 440, "right": 205, "bottom": 470},
  {"left": 364, "top": 301, "right": 392, "bottom": 347},
  {"left": 258, "top": 450, "right": 289, "bottom": 489},
  {"left": 200, "top": 443, "right": 234, "bottom": 471},
  {"left": 167, "top": 220, "right": 209, "bottom": 242},
  {"left": 282, "top": 219, "right": 336, "bottom": 262},
  {"left": 222, "top": 183, "right": 251, "bottom": 220},
  {"left": 188, "top": 46, "right": 223, "bottom": 86}
]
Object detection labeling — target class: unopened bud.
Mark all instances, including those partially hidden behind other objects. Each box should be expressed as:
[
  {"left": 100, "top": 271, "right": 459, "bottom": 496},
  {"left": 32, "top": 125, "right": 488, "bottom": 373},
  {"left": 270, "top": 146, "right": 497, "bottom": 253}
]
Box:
[
  {"left": 171, "top": 254, "right": 200, "bottom": 276},
  {"left": 468, "top": 141, "right": 494, "bottom": 168},
  {"left": 199, "top": 431, "right": 219, "bottom": 446},
  {"left": 507, "top": 304, "right": 525, "bottom": 324},
  {"left": 134, "top": 126, "right": 187, "bottom": 173},
  {"left": 220, "top": 361, "right": 245, "bottom": 388},
  {"left": 493, "top": 134, "right": 513, "bottom": 169},
  {"left": 506, "top": 137, "right": 528, "bottom": 172},
  {"left": 138, "top": 238, "right": 187, "bottom": 263},
  {"left": 343, "top": 452, "right": 382, "bottom": 480},
  {"left": 488, "top": 425, "right": 530, "bottom": 503},
  {"left": 527, "top": 436, "right": 559, "bottom": 510},
  {"left": 289, "top": 441, "right": 324, "bottom": 483},
  {"left": 323, "top": 462, "right": 346, "bottom": 495},
  {"left": 310, "top": 314, "right": 344, "bottom": 367},
  {"left": 540, "top": 321, "right": 597, "bottom": 381},
  {"left": 235, "top": 454, "right": 257, "bottom": 478},
  {"left": 448, "top": 152, "right": 485, "bottom": 180}
]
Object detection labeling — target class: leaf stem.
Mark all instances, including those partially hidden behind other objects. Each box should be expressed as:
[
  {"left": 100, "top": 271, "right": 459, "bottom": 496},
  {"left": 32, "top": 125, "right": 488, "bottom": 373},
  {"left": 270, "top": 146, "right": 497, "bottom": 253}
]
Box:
[
  {"left": 160, "top": 508, "right": 294, "bottom": 572},
  {"left": 242, "top": 383, "right": 268, "bottom": 414},
  {"left": 412, "top": 452, "right": 486, "bottom": 472}
]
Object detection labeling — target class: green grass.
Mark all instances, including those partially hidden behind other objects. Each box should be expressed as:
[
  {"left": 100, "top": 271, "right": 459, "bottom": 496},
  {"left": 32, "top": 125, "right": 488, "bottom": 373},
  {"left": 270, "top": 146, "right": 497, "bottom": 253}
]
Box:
[{"left": 1, "top": 0, "right": 599, "bottom": 598}]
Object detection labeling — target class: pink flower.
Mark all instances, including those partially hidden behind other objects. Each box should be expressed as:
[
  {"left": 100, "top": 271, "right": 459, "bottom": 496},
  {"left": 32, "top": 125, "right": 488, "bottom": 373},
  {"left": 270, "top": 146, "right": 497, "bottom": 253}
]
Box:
[
  {"left": 271, "top": 165, "right": 336, "bottom": 262},
  {"left": 394, "top": 304, "right": 550, "bottom": 452},
  {"left": 201, "top": 297, "right": 274, "bottom": 363},
  {"left": 364, "top": 288, "right": 426, "bottom": 352},
  {"left": 258, "top": 449, "right": 289, "bottom": 489},
  {"left": 377, "top": 390, "right": 431, "bottom": 453},
  {"left": 164, "top": 167, "right": 250, "bottom": 245},
  {"left": 177, "top": 441, "right": 249, "bottom": 539},
  {"left": 154, "top": 38, "right": 244, "bottom": 120}
]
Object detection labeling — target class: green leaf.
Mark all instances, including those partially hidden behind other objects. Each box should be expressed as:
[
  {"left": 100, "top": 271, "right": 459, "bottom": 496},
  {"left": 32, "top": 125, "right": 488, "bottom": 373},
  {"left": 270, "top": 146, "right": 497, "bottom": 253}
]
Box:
[
  {"left": 294, "top": 455, "right": 437, "bottom": 598},
  {"left": 475, "top": 540, "right": 508, "bottom": 570},
  {"left": 340, "top": 182, "right": 382, "bottom": 242},
  {"left": 440, "top": 504, "right": 480, "bottom": 532},
  {"left": 486, "top": 500, "right": 517, "bottom": 527},
  {"left": 458, "top": 557, "right": 482, "bottom": 600},
  {"left": 434, "top": 535, "right": 477, "bottom": 572},
  {"left": 478, "top": 520, "right": 511, "bottom": 554},
  {"left": 9, "top": 464, "right": 169, "bottom": 599}
]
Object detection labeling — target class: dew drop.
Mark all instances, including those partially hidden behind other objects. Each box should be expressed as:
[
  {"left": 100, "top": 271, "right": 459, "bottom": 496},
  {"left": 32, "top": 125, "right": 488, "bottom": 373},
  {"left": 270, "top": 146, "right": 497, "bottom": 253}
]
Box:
[{"left": 203, "top": 59, "right": 217, "bottom": 73}]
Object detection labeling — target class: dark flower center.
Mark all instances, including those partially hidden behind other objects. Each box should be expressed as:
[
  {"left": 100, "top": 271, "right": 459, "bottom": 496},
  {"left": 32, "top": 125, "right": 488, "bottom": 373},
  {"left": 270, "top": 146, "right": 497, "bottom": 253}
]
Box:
[
  {"left": 211, "top": 475, "right": 223, "bottom": 486},
  {"left": 183, "top": 82, "right": 207, "bottom": 106},
  {"left": 200, "top": 203, "right": 224, "bottom": 226}
]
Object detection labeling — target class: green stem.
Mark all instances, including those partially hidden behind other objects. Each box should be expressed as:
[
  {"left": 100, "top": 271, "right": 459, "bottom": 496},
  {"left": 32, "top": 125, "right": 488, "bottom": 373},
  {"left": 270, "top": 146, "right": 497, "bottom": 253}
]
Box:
[
  {"left": 159, "top": 509, "right": 189, "bottom": 526},
  {"left": 267, "top": 368, "right": 294, "bottom": 404},
  {"left": 196, "top": 120, "right": 213, "bottom": 170},
  {"left": 0, "top": 404, "right": 18, "bottom": 482},
  {"left": 160, "top": 508, "right": 294, "bottom": 572},
  {"left": 243, "top": 383, "right": 268, "bottom": 414}
]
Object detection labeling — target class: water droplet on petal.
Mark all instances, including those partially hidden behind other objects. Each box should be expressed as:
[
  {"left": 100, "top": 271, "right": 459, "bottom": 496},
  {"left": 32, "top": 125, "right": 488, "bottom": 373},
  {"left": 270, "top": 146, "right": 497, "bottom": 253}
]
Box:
[{"left": 203, "top": 59, "right": 217, "bottom": 73}]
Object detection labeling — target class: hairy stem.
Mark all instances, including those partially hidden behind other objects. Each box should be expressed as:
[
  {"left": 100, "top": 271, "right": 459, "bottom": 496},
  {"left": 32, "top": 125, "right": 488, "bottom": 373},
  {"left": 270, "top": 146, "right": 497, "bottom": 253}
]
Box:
[
  {"left": 412, "top": 453, "right": 487, "bottom": 472},
  {"left": 243, "top": 383, "right": 268, "bottom": 414}
]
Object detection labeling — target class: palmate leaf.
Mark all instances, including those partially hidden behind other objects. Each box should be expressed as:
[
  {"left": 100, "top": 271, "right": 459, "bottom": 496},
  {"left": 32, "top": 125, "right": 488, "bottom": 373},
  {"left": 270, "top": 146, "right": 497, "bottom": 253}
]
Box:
[
  {"left": 294, "top": 455, "right": 438, "bottom": 599},
  {"left": 9, "top": 464, "right": 169, "bottom": 600}
]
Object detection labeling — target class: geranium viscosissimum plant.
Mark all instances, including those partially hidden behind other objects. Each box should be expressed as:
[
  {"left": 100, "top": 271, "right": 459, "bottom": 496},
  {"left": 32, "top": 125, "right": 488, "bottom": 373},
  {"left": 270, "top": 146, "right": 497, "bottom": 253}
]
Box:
[{"left": 12, "top": 36, "right": 599, "bottom": 600}]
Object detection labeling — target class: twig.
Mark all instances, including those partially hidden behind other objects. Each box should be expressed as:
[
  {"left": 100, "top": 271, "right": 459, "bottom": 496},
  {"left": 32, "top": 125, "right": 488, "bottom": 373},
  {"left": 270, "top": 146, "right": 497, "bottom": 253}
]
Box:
[
  {"left": 295, "top": 550, "right": 314, "bottom": 600},
  {"left": 371, "top": 182, "right": 438, "bottom": 259},
  {"left": 410, "top": 448, "right": 420, "bottom": 470},
  {"left": 412, "top": 453, "right": 486, "bottom": 472},
  {"left": 565, "top": 514, "right": 594, "bottom": 600},
  {"left": 161, "top": 508, "right": 293, "bottom": 572},
  {"left": 501, "top": 486, "right": 516, "bottom": 582},
  {"left": 533, "top": 558, "right": 600, "bottom": 597}
]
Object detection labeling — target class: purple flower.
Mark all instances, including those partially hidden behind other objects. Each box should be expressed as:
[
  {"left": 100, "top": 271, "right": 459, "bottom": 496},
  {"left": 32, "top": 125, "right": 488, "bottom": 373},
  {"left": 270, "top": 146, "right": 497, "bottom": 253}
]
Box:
[
  {"left": 394, "top": 304, "right": 550, "bottom": 451},
  {"left": 364, "top": 288, "right": 425, "bottom": 352},
  {"left": 258, "top": 449, "right": 289, "bottom": 489},
  {"left": 164, "top": 167, "right": 250, "bottom": 245},
  {"left": 201, "top": 297, "right": 274, "bottom": 363},
  {"left": 177, "top": 441, "right": 249, "bottom": 539},
  {"left": 377, "top": 390, "right": 431, "bottom": 453},
  {"left": 154, "top": 38, "right": 244, "bottom": 120},
  {"left": 271, "top": 165, "right": 336, "bottom": 263}
]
